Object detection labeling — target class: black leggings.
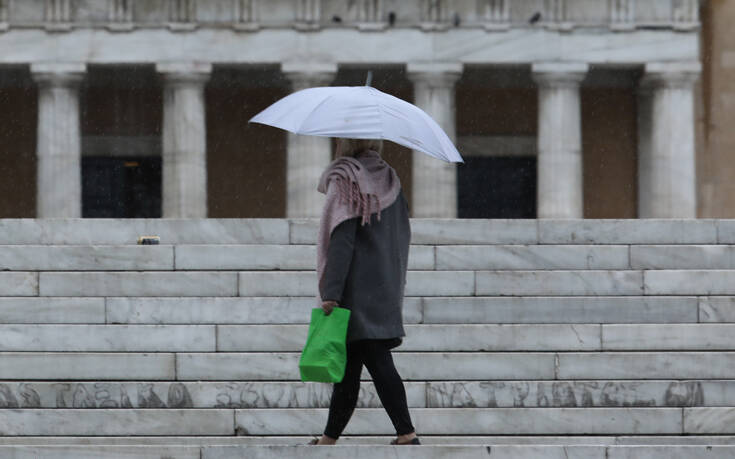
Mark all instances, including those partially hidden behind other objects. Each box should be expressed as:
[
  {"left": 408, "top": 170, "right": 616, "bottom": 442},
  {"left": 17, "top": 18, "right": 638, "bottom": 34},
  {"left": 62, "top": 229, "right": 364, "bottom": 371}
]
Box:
[{"left": 324, "top": 339, "right": 415, "bottom": 439}]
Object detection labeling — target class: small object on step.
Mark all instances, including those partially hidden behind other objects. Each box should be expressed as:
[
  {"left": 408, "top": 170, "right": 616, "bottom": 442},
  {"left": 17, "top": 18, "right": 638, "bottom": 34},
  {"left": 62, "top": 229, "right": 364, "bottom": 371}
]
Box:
[{"left": 137, "top": 236, "right": 160, "bottom": 245}]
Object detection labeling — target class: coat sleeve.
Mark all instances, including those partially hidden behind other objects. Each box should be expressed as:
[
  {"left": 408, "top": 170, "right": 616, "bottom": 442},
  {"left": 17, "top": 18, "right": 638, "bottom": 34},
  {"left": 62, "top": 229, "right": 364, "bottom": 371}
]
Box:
[{"left": 319, "top": 217, "right": 359, "bottom": 303}]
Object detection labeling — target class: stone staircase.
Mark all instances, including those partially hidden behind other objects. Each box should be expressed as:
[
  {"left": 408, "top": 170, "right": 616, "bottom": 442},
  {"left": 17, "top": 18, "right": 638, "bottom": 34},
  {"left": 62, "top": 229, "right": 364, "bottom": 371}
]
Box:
[{"left": 1, "top": 218, "right": 735, "bottom": 458}]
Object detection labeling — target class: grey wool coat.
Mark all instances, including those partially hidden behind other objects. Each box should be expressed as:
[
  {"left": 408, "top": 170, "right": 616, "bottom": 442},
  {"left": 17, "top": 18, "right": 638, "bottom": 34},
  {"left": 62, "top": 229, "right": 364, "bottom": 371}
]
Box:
[{"left": 319, "top": 191, "right": 411, "bottom": 344}]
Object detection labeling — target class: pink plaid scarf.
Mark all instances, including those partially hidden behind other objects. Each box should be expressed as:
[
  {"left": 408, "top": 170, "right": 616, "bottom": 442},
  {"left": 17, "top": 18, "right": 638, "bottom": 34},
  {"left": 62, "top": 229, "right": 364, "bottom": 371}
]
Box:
[{"left": 316, "top": 150, "right": 401, "bottom": 300}]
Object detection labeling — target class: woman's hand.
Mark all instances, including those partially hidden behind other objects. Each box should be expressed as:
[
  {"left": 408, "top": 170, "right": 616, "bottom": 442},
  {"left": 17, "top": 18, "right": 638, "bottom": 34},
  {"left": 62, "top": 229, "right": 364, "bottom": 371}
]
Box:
[{"left": 321, "top": 300, "right": 338, "bottom": 316}]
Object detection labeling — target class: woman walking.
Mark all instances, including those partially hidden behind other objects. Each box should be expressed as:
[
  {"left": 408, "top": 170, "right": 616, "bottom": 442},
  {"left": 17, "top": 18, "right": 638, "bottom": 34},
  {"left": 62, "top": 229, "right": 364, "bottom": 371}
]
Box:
[{"left": 311, "top": 138, "right": 419, "bottom": 446}]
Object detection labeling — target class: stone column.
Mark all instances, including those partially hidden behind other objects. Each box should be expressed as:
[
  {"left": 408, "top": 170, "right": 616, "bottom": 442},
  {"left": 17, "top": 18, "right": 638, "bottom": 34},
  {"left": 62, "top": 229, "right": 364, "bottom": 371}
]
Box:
[
  {"left": 282, "top": 62, "right": 336, "bottom": 218},
  {"left": 156, "top": 62, "right": 212, "bottom": 218},
  {"left": 0, "top": 0, "right": 8, "bottom": 31},
  {"left": 31, "top": 63, "right": 86, "bottom": 218},
  {"left": 637, "top": 62, "right": 701, "bottom": 218},
  {"left": 407, "top": 62, "right": 462, "bottom": 218},
  {"left": 532, "top": 62, "right": 588, "bottom": 219}
]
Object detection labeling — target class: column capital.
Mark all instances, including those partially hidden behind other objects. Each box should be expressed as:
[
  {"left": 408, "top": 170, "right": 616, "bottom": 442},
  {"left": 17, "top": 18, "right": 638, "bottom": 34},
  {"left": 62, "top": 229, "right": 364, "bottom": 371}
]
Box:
[
  {"left": 282, "top": 62, "right": 337, "bottom": 90},
  {"left": 407, "top": 62, "right": 463, "bottom": 87},
  {"left": 531, "top": 62, "right": 588, "bottom": 88},
  {"left": 30, "top": 62, "right": 86, "bottom": 87},
  {"left": 156, "top": 62, "right": 212, "bottom": 84},
  {"left": 642, "top": 61, "right": 701, "bottom": 89}
]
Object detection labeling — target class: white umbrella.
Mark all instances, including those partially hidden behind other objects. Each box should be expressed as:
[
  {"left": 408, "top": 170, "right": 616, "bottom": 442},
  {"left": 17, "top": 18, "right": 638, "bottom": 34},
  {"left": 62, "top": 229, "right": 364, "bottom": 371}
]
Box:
[{"left": 249, "top": 86, "right": 464, "bottom": 163}]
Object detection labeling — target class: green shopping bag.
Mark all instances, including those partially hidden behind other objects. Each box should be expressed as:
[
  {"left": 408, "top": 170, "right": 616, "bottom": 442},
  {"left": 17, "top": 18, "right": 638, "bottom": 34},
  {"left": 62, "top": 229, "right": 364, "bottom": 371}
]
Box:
[{"left": 299, "top": 307, "right": 351, "bottom": 383}]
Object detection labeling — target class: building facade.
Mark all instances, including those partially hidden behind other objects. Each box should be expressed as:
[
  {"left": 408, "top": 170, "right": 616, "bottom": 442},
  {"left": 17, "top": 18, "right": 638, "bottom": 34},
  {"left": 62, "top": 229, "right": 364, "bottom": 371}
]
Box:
[{"left": 0, "top": 0, "right": 715, "bottom": 219}]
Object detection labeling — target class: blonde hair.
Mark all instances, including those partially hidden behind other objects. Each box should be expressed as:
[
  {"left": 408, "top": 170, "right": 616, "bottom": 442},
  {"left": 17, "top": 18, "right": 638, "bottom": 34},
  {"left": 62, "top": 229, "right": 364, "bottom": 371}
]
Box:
[{"left": 336, "top": 138, "right": 383, "bottom": 158}]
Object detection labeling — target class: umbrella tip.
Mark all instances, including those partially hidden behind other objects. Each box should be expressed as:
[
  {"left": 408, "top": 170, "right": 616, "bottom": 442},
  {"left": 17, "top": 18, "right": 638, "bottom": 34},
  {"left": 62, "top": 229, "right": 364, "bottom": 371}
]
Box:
[{"left": 365, "top": 70, "right": 373, "bottom": 87}]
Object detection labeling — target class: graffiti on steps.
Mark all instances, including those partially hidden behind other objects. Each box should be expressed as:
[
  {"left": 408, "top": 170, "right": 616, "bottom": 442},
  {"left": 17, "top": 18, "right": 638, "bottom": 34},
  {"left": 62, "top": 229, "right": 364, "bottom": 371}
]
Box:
[
  {"left": 427, "top": 381, "right": 705, "bottom": 408},
  {"left": 0, "top": 381, "right": 708, "bottom": 408}
]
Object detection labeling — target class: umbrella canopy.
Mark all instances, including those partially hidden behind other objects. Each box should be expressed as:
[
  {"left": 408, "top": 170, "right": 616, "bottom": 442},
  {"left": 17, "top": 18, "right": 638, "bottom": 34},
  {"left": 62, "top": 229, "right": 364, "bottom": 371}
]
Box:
[{"left": 249, "top": 86, "right": 464, "bottom": 163}]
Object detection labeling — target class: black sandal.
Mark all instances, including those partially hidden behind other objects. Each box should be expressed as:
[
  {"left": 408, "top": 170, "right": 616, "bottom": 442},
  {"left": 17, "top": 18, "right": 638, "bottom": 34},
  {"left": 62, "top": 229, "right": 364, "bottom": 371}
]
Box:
[{"left": 390, "top": 437, "right": 421, "bottom": 445}]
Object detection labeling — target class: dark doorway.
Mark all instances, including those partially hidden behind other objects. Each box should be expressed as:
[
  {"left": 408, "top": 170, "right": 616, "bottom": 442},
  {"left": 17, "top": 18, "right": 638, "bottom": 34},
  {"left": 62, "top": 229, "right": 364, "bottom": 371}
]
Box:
[
  {"left": 82, "top": 157, "right": 161, "bottom": 218},
  {"left": 458, "top": 156, "right": 536, "bottom": 218}
]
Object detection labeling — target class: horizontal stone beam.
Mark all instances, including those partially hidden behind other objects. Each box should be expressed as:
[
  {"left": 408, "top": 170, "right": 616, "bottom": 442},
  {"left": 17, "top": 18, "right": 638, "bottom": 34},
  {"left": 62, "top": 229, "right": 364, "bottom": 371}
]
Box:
[{"left": 0, "top": 28, "right": 699, "bottom": 65}]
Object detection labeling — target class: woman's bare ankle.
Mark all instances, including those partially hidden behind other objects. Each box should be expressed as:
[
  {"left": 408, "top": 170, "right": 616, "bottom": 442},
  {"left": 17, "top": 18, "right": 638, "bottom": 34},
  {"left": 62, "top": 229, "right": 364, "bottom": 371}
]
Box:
[{"left": 317, "top": 435, "right": 338, "bottom": 445}]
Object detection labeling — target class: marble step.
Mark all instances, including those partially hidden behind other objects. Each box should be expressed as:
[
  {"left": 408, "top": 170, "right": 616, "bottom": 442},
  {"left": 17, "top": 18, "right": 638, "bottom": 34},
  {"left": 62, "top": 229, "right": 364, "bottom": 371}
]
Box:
[
  {"left": 644, "top": 270, "right": 735, "bottom": 295},
  {"left": 0, "top": 380, "right": 729, "bottom": 409},
  {"left": 0, "top": 219, "right": 730, "bottom": 246},
  {"left": 239, "top": 270, "right": 647, "bottom": 297},
  {"left": 0, "top": 219, "right": 291, "bottom": 245},
  {"left": 0, "top": 445, "right": 200, "bottom": 459},
  {"left": 0, "top": 409, "right": 234, "bottom": 436},
  {"left": 206, "top": 445, "right": 735, "bottom": 459},
  {"left": 176, "top": 244, "right": 423, "bottom": 270},
  {"left": 1, "top": 444, "right": 734, "bottom": 459},
  {"left": 0, "top": 298, "right": 106, "bottom": 324},
  {"left": 176, "top": 352, "right": 735, "bottom": 381},
  {"left": 0, "top": 323, "right": 649, "bottom": 353},
  {"left": 105, "top": 297, "right": 422, "bottom": 325},
  {"left": 3, "top": 435, "right": 735, "bottom": 446},
  {"left": 233, "top": 407, "right": 693, "bottom": 435},
  {"left": 4, "top": 352, "right": 735, "bottom": 381},
  {"left": 177, "top": 244, "right": 633, "bottom": 271},
  {"left": 219, "top": 324, "right": 735, "bottom": 352},
  {"left": 0, "top": 245, "right": 174, "bottom": 271},
  {"left": 1, "top": 407, "right": 725, "bottom": 436},
  {"left": 2, "top": 295, "right": 716, "bottom": 326},
  {"left": 0, "top": 325, "right": 217, "bottom": 352},
  {"left": 294, "top": 219, "right": 725, "bottom": 245},
  {"left": 24, "top": 269, "right": 735, "bottom": 298},
  {"left": 422, "top": 296, "right": 702, "bottom": 324},
  {"left": 176, "top": 352, "right": 555, "bottom": 381},
  {"left": 631, "top": 245, "right": 735, "bottom": 269},
  {"left": 38, "top": 272, "right": 239, "bottom": 297},
  {"left": 217, "top": 324, "right": 602, "bottom": 352},
  {"left": 101, "top": 296, "right": 705, "bottom": 325},
  {"left": 6, "top": 243, "right": 735, "bottom": 272}
]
